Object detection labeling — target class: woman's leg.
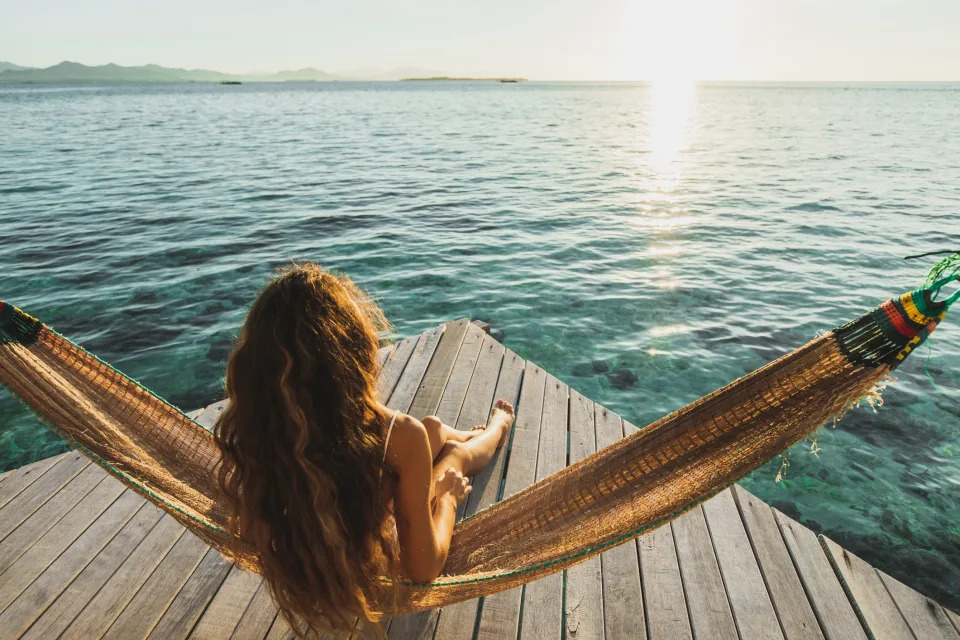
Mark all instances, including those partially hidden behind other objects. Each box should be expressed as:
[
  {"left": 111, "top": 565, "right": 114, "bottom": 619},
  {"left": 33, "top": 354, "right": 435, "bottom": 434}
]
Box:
[
  {"left": 420, "top": 416, "right": 486, "bottom": 459},
  {"left": 421, "top": 416, "right": 456, "bottom": 461},
  {"left": 427, "top": 401, "right": 515, "bottom": 478}
]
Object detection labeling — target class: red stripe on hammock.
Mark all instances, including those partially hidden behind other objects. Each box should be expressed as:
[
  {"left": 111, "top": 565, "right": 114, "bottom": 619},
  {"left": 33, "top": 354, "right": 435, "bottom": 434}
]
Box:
[{"left": 881, "top": 301, "right": 914, "bottom": 337}]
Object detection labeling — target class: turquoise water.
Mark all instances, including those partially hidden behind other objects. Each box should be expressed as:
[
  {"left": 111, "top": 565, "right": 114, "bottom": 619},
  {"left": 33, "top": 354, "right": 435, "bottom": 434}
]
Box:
[{"left": 1, "top": 81, "right": 958, "bottom": 609}]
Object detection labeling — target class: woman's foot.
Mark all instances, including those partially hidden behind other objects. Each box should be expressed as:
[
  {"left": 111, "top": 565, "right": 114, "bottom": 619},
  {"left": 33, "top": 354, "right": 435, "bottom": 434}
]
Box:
[{"left": 470, "top": 399, "right": 515, "bottom": 448}]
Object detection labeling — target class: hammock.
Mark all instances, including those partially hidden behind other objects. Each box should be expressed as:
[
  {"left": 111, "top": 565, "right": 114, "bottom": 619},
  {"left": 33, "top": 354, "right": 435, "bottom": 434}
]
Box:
[{"left": 0, "top": 265, "right": 957, "bottom": 615}]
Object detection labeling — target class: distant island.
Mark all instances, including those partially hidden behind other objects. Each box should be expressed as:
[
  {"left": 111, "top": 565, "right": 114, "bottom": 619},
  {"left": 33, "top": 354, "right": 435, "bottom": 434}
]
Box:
[
  {"left": 0, "top": 61, "right": 463, "bottom": 84},
  {"left": 0, "top": 62, "right": 241, "bottom": 84},
  {"left": 402, "top": 76, "right": 526, "bottom": 82}
]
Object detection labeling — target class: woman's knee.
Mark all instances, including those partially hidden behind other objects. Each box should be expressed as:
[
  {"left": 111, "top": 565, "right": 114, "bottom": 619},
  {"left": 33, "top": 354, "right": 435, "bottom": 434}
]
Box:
[{"left": 421, "top": 416, "right": 444, "bottom": 458}]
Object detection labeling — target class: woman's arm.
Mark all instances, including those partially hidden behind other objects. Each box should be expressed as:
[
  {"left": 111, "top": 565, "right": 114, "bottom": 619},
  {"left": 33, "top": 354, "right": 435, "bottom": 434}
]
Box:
[{"left": 387, "top": 417, "right": 470, "bottom": 583}]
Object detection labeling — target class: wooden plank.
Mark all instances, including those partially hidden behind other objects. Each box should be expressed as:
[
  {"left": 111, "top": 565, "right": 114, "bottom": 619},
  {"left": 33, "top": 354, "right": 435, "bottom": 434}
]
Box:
[
  {"left": 379, "top": 344, "right": 391, "bottom": 367},
  {"left": 564, "top": 389, "right": 604, "bottom": 640},
  {"left": 945, "top": 607, "right": 960, "bottom": 635},
  {"left": 433, "top": 323, "right": 486, "bottom": 423},
  {"left": 265, "top": 615, "right": 295, "bottom": 640},
  {"left": 671, "top": 507, "right": 738, "bottom": 640},
  {"left": 102, "top": 528, "right": 212, "bottom": 639},
  {"left": 773, "top": 510, "right": 867, "bottom": 640},
  {"left": 189, "top": 564, "right": 264, "bottom": 639},
  {"left": 147, "top": 547, "right": 233, "bottom": 640},
  {"left": 196, "top": 400, "right": 229, "bottom": 430},
  {"left": 0, "top": 452, "right": 67, "bottom": 510},
  {"left": 447, "top": 332, "right": 502, "bottom": 477},
  {"left": 270, "top": 615, "right": 360, "bottom": 640},
  {"left": 0, "top": 451, "right": 89, "bottom": 543},
  {"left": 820, "top": 536, "right": 913, "bottom": 640},
  {"left": 0, "top": 461, "right": 105, "bottom": 574},
  {"left": 877, "top": 569, "right": 959, "bottom": 639},
  {"left": 231, "top": 578, "right": 279, "bottom": 640},
  {"left": 459, "top": 345, "right": 524, "bottom": 517},
  {"left": 701, "top": 489, "right": 784, "bottom": 640},
  {"left": 1, "top": 452, "right": 67, "bottom": 481},
  {"left": 476, "top": 361, "right": 546, "bottom": 640},
  {"left": 19, "top": 502, "right": 165, "bottom": 640},
  {"left": 638, "top": 522, "right": 693, "bottom": 640},
  {"left": 0, "top": 472, "right": 126, "bottom": 612},
  {"left": 386, "top": 322, "right": 486, "bottom": 640},
  {"left": 186, "top": 408, "right": 205, "bottom": 420},
  {"left": 471, "top": 319, "right": 491, "bottom": 334},
  {"left": 385, "top": 325, "right": 444, "bottom": 411},
  {"left": 595, "top": 407, "right": 645, "bottom": 640},
  {"left": 59, "top": 514, "right": 186, "bottom": 638},
  {"left": 406, "top": 318, "right": 470, "bottom": 419},
  {"left": 732, "top": 486, "right": 824, "bottom": 640},
  {"left": 0, "top": 490, "right": 144, "bottom": 637},
  {"left": 376, "top": 335, "right": 419, "bottom": 402},
  {"left": 432, "top": 343, "right": 523, "bottom": 640},
  {"left": 518, "top": 373, "right": 568, "bottom": 640}
]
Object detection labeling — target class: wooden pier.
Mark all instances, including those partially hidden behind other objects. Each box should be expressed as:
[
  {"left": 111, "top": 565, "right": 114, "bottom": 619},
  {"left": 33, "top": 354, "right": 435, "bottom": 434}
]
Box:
[{"left": 0, "top": 318, "right": 957, "bottom": 639}]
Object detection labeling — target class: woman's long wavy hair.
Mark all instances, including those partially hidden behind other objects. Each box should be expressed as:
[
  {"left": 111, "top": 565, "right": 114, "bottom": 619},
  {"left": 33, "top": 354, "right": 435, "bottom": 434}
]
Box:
[{"left": 214, "top": 263, "right": 398, "bottom": 635}]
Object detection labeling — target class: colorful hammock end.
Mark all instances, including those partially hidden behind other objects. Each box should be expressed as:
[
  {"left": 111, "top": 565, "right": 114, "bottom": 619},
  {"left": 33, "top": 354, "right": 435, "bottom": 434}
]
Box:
[
  {"left": 835, "top": 281, "right": 953, "bottom": 369},
  {"left": 0, "top": 301, "right": 42, "bottom": 346}
]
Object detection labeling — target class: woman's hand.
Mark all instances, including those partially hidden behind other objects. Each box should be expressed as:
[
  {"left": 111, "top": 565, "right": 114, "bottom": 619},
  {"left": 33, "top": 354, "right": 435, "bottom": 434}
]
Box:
[{"left": 435, "top": 467, "right": 471, "bottom": 504}]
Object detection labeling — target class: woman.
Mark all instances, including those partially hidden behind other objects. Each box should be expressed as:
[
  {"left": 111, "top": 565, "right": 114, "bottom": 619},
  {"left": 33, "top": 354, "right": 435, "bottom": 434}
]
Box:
[{"left": 213, "top": 263, "right": 515, "bottom": 635}]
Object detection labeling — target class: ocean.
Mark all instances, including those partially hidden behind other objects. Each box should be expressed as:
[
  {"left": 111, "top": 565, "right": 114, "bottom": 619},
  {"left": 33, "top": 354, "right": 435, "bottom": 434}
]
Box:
[{"left": 1, "top": 80, "right": 958, "bottom": 609}]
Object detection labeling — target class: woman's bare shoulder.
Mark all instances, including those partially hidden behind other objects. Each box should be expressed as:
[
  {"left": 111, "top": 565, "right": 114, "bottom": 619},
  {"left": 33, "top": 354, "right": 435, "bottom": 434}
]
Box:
[
  {"left": 390, "top": 413, "right": 428, "bottom": 445},
  {"left": 385, "top": 413, "right": 430, "bottom": 467}
]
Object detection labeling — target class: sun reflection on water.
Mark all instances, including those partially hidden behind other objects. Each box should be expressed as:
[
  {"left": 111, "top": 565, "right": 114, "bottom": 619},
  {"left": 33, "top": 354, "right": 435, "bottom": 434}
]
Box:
[
  {"left": 648, "top": 244, "right": 683, "bottom": 256},
  {"left": 635, "top": 80, "right": 698, "bottom": 286},
  {"left": 649, "top": 324, "right": 693, "bottom": 337},
  {"left": 647, "top": 79, "right": 695, "bottom": 183}
]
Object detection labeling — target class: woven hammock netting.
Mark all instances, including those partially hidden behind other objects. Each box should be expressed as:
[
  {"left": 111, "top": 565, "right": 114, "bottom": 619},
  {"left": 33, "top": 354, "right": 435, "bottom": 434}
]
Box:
[{"left": 0, "top": 264, "right": 956, "bottom": 615}]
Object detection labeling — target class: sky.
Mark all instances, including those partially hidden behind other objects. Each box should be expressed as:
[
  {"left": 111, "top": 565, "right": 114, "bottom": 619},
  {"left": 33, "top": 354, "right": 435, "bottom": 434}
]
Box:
[{"left": 3, "top": 0, "right": 959, "bottom": 81}]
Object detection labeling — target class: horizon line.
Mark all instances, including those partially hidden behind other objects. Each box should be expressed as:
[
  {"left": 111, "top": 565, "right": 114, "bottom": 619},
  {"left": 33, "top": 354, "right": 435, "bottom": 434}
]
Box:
[{"left": 2, "top": 61, "right": 959, "bottom": 84}]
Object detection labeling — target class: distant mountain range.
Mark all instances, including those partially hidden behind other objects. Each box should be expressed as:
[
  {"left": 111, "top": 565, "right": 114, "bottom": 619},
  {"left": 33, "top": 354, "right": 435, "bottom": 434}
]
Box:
[
  {"left": 0, "top": 61, "right": 445, "bottom": 83},
  {"left": 0, "top": 61, "right": 33, "bottom": 72}
]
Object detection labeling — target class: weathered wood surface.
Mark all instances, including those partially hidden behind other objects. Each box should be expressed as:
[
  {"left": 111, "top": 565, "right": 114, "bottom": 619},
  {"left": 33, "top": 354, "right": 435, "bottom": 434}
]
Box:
[
  {"left": 775, "top": 510, "right": 868, "bottom": 640},
  {"left": 188, "top": 563, "right": 263, "bottom": 639},
  {"left": 732, "top": 485, "right": 824, "bottom": 640},
  {"left": 0, "top": 319, "right": 956, "bottom": 640},
  {"left": 701, "top": 489, "right": 783, "bottom": 640},
  {"left": 147, "top": 547, "right": 233, "bottom": 639},
  {"left": 671, "top": 506, "right": 739, "bottom": 640},
  {"left": 104, "top": 524, "right": 212, "bottom": 639},
  {"left": 638, "top": 517, "right": 693, "bottom": 640},
  {"left": 475, "top": 360, "right": 547, "bottom": 640},
  {"left": 231, "top": 578, "right": 280, "bottom": 640},
  {"left": 877, "top": 569, "right": 960, "bottom": 640},
  {"left": 518, "top": 374, "right": 568, "bottom": 640},
  {"left": 595, "top": 410, "right": 645, "bottom": 640},
  {"left": 564, "top": 390, "right": 604, "bottom": 640},
  {"left": 945, "top": 606, "right": 960, "bottom": 636},
  {"left": 432, "top": 341, "right": 524, "bottom": 640},
  {"left": 820, "top": 536, "right": 914, "bottom": 640}
]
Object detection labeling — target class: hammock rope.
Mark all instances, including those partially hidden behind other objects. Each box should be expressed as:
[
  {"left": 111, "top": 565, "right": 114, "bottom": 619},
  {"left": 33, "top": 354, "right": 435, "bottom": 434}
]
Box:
[{"left": 0, "top": 258, "right": 956, "bottom": 614}]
